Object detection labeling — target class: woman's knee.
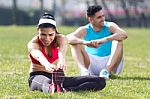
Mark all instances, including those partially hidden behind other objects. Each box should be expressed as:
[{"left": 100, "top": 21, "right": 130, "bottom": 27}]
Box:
[{"left": 97, "top": 78, "right": 106, "bottom": 90}]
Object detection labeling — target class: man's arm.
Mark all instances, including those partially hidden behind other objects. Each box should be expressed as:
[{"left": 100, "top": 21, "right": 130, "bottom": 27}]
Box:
[
  {"left": 97, "top": 22, "right": 128, "bottom": 45},
  {"left": 67, "top": 27, "right": 87, "bottom": 45},
  {"left": 106, "top": 22, "right": 127, "bottom": 41},
  {"left": 67, "top": 26, "right": 101, "bottom": 48}
]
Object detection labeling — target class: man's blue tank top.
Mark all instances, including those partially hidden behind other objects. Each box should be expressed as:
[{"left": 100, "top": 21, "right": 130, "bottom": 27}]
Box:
[{"left": 84, "top": 21, "right": 112, "bottom": 57}]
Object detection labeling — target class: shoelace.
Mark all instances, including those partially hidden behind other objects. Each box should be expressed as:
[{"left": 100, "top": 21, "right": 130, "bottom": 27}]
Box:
[
  {"left": 103, "top": 71, "right": 108, "bottom": 75},
  {"left": 50, "top": 69, "right": 65, "bottom": 94}
]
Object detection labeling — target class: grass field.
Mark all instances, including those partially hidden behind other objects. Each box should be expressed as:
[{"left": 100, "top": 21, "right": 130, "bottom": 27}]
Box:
[{"left": 0, "top": 26, "right": 150, "bottom": 99}]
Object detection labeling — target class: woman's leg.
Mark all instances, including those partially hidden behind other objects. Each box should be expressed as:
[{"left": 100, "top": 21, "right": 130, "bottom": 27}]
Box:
[
  {"left": 29, "top": 75, "right": 52, "bottom": 93},
  {"left": 63, "top": 76, "right": 106, "bottom": 91}
]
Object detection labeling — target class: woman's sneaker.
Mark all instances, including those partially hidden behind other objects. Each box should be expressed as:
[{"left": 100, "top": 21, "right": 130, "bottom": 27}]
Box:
[{"left": 99, "top": 69, "right": 110, "bottom": 79}]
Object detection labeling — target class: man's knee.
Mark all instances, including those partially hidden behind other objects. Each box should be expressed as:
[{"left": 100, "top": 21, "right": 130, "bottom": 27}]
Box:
[
  {"left": 70, "top": 44, "right": 83, "bottom": 48},
  {"left": 112, "top": 40, "right": 123, "bottom": 49},
  {"left": 111, "top": 41, "right": 123, "bottom": 56},
  {"left": 117, "top": 41, "right": 123, "bottom": 49}
]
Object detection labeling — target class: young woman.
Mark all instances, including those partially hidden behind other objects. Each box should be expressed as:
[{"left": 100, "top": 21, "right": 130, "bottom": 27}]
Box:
[{"left": 27, "top": 13, "right": 106, "bottom": 93}]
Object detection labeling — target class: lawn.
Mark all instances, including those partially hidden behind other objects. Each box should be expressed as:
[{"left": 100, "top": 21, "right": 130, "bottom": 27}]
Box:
[{"left": 0, "top": 26, "right": 150, "bottom": 99}]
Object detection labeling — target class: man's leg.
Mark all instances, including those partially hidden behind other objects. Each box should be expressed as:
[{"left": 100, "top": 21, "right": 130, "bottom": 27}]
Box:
[
  {"left": 70, "top": 44, "right": 90, "bottom": 75},
  {"left": 106, "top": 40, "right": 123, "bottom": 73},
  {"left": 106, "top": 41, "right": 123, "bottom": 72},
  {"left": 100, "top": 41, "right": 123, "bottom": 79}
]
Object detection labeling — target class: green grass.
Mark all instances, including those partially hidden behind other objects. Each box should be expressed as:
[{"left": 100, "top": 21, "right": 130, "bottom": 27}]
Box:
[{"left": 0, "top": 26, "right": 150, "bottom": 99}]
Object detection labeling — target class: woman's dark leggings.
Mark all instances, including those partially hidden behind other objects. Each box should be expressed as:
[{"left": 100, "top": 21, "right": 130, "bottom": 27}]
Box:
[
  {"left": 28, "top": 72, "right": 106, "bottom": 93},
  {"left": 63, "top": 76, "right": 106, "bottom": 91}
]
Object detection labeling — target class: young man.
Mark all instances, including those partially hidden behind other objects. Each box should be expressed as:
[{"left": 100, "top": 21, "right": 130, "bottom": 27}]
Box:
[{"left": 67, "top": 5, "right": 128, "bottom": 79}]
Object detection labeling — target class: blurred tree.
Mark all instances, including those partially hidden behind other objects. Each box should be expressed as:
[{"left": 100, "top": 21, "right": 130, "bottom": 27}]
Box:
[
  {"left": 120, "top": 0, "right": 131, "bottom": 27},
  {"left": 12, "top": 0, "right": 17, "bottom": 25},
  {"left": 52, "top": 0, "right": 56, "bottom": 16},
  {"left": 133, "top": 0, "right": 148, "bottom": 27},
  {"left": 101, "top": 0, "right": 115, "bottom": 21},
  {"left": 86, "top": 0, "right": 90, "bottom": 7},
  {"left": 40, "top": 0, "right": 44, "bottom": 16},
  {"left": 94, "top": 0, "right": 97, "bottom": 4},
  {"left": 86, "top": 0, "right": 97, "bottom": 7}
]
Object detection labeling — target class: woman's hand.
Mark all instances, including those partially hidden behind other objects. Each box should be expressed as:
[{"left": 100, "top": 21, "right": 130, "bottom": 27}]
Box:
[
  {"left": 57, "top": 59, "right": 66, "bottom": 70},
  {"left": 45, "top": 64, "right": 57, "bottom": 73}
]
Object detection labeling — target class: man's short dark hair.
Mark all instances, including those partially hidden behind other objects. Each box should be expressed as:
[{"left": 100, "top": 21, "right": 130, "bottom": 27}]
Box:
[{"left": 87, "top": 5, "right": 102, "bottom": 17}]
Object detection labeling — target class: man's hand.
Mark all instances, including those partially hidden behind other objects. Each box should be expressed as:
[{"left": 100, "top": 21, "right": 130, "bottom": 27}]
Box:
[
  {"left": 97, "top": 38, "right": 107, "bottom": 45},
  {"left": 84, "top": 38, "right": 107, "bottom": 48},
  {"left": 84, "top": 40, "right": 99, "bottom": 48}
]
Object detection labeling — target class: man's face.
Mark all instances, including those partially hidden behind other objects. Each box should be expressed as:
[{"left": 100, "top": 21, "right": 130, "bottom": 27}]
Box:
[
  {"left": 38, "top": 28, "right": 56, "bottom": 46},
  {"left": 91, "top": 10, "right": 105, "bottom": 27}
]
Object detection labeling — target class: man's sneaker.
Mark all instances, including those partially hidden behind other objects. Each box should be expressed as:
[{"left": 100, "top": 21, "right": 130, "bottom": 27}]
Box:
[
  {"left": 80, "top": 70, "right": 90, "bottom": 76},
  {"left": 99, "top": 69, "right": 110, "bottom": 79}
]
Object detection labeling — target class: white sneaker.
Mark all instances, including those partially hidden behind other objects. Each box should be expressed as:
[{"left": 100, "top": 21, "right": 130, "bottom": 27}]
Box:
[
  {"left": 80, "top": 70, "right": 90, "bottom": 76},
  {"left": 99, "top": 69, "right": 110, "bottom": 79}
]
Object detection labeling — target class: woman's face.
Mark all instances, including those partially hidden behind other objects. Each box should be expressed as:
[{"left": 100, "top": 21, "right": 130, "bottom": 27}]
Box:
[{"left": 38, "top": 28, "right": 56, "bottom": 46}]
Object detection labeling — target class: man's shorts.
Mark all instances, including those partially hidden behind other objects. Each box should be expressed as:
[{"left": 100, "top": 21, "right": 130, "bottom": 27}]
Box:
[{"left": 87, "top": 53, "right": 124, "bottom": 76}]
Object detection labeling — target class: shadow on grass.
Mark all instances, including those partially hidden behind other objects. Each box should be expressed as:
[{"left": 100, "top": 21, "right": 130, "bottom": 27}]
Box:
[{"left": 110, "top": 75, "right": 150, "bottom": 80}]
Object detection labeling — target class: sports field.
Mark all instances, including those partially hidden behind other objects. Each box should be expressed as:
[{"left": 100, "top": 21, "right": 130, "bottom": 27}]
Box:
[{"left": 0, "top": 26, "right": 150, "bottom": 99}]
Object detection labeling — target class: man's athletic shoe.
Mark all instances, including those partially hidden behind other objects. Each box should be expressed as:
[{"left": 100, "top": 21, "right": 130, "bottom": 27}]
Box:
[
  {"left": 99, "top": 69, "right": 110, "bottom": 79},
  {"left": 80, "top": 70, "right": 90, "bottom": 76}
]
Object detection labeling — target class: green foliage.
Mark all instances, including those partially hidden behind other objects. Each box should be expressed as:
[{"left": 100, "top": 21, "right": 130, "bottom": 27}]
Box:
[{"left": 0, "top": 26, "right": 150, "bottom": 99}]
